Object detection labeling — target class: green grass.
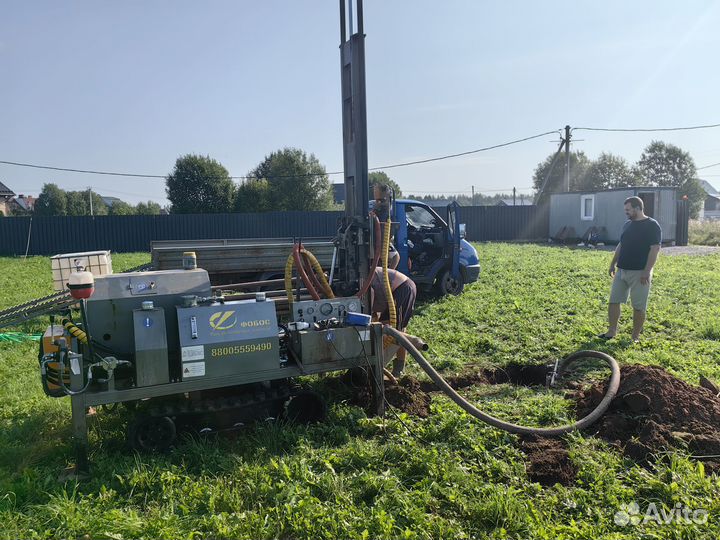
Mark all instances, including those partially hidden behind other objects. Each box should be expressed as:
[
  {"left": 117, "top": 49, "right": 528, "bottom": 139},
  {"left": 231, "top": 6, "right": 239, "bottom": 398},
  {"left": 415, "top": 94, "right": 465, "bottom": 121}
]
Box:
[
  {"left": 689, "top": 219, "right": 720, "bottom": 246},
  {"left": 1, "top": 246, "right": 719, "bottom": 539}
]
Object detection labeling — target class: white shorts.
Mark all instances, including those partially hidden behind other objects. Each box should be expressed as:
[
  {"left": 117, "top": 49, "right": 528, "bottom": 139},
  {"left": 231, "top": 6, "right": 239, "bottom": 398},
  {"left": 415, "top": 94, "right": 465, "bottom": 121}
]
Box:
[{"left": 609, "top": 269, "right": 652, "bottom": 311}]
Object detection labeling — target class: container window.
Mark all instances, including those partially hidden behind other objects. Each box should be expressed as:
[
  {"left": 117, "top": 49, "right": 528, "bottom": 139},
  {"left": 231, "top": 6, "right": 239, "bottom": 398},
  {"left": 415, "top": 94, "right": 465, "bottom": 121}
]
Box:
[{"left": 581, "top": 195, "right": 594, "bottom": 221}]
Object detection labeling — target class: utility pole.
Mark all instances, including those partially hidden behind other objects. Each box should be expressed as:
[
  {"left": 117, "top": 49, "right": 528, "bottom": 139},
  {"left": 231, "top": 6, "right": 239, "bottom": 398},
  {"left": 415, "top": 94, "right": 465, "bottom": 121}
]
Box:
[
  {"left": 88, "top": 187, "right": 94, "bottom": 216},
  {"left": 471, "top": 185, "right": 475, "bottom": 206},
  {"left": 512, "top": 187, "right": 516, "bottom": 206},
  {"left": 564, "top": 125, "right": 571, "bottom": 192}
]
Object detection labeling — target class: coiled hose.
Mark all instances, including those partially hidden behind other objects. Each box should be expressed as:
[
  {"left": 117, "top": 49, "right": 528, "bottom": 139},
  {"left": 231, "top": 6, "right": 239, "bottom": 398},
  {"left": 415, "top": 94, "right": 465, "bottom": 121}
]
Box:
[
  {"left": 285, "top": 243, "right": 335, "bottom": 305},
  {"left": 383, "top": 326, "right": 620, "bottom": 436},
  {"left": 285, "top": 244, "right": 320, "bottom": 304},
  {"left": 62, "top": 318, "right": 87, "bottom": 344},
  {"left": 300, "top": 248, "right": 334, "bottom": 299}
]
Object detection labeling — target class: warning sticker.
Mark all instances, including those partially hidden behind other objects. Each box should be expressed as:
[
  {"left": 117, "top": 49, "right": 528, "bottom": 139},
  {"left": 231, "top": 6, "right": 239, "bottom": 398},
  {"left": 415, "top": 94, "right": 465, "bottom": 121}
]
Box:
[
  {"left": 182, "top": 362, "right": 205, "bottom": 378},
  {"left": 182, "top": 345, "right": 205, "bottom": 362}
]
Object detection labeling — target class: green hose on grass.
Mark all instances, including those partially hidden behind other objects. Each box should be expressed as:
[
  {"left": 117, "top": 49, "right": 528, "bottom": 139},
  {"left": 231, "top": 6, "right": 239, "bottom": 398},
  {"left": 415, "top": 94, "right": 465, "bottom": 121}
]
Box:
[{"left": 0, "top": 332, "right": 41, "bottom": 343}]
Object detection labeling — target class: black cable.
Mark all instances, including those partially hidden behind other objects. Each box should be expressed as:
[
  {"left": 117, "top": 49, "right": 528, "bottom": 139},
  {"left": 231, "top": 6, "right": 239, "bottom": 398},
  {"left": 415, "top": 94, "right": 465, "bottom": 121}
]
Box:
[
  {"left": 0, "top": 129, "right": 559, "bottom": 180},
  {"left": 698, "top": 161, "right": 720, "bottom": 170},
  {"left": 368, "top": 131, "right": 560, "bottom": 171},
  {"left": 0, "top": 159, "right": 338, "bottom": 180},
  {"left": 573, "top": 123, "right": 720, "bottom": 133}
]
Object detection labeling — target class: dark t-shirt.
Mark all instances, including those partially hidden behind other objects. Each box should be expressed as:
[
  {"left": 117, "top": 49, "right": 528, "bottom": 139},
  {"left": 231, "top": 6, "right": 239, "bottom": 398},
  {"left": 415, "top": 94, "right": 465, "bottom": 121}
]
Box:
[{"left": 617, "top": 218, "right": 662, "bottom": 270}]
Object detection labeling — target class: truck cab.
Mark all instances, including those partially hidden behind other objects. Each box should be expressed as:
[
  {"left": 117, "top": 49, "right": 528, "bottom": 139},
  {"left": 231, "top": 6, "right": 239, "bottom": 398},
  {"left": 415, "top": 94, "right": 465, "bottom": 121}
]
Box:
[{"left": 391, "top": 200, "right": 480, "bottom": 295}]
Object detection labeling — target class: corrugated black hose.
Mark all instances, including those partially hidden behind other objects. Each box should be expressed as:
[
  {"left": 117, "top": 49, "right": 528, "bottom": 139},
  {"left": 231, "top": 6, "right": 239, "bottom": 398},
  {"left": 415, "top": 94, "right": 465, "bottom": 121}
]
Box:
[{"left": 382, "top": 326, "right": 620, "bottom": 436}]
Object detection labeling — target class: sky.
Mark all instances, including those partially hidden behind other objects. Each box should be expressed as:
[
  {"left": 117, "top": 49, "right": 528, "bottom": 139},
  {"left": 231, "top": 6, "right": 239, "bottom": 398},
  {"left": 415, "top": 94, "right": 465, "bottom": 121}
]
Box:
[{"left": 2, "top": 1, "right": 719, "bottom": 206}]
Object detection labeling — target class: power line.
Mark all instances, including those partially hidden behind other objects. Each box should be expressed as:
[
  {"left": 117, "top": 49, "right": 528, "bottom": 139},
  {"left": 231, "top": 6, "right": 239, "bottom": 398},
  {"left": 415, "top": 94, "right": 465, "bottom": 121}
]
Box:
[
  {"left": 0, "top": 129, "right": 559, "bottom": 181},
  {"left": 368, "top": 130, "right": 560, "bottom": 170},
  {"left": 573, "top": 123, "right": 720, "bottom": 133},
  {"left": 3, "top": 122, "right": 716, "bottom": 181},
  {"left": 698, "top": 161, "right": 720, "bottom": 170},
  {"left": 0, "top": 160, "right": 166, "bottom": 179}
]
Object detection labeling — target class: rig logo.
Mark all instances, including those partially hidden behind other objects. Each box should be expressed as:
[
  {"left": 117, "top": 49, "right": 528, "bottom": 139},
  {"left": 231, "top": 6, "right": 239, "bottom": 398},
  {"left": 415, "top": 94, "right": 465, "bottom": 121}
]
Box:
[{"left": 209, "top": 310, "right": 237, "bottom": 331}]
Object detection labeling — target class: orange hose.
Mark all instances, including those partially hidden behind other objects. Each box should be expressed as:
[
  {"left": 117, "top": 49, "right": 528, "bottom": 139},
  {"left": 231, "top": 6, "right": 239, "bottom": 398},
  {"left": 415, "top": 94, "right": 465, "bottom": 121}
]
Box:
[{"left": 293, "top": 244, "right": 320, "bottom": 301}]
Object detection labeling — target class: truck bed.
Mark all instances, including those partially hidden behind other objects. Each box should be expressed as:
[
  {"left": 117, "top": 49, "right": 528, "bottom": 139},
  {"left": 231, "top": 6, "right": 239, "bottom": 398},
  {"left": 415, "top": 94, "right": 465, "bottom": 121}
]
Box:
[{"left": 151, "top": 238, "right": 336, "bottom": 283}]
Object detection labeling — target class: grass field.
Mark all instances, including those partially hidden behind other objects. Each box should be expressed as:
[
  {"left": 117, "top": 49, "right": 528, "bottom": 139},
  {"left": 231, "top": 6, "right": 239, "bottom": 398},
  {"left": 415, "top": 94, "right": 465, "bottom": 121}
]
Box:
[{"left": 1, "top": 244, "right": 719, "bottom": 539}]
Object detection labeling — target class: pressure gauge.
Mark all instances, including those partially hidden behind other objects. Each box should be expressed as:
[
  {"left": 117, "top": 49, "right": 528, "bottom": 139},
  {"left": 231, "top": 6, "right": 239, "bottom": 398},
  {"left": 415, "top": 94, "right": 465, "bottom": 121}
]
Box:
[
  {"left": 347, "top": 300, "right": 360, "bottom": 312},
  {"left": 319, "top": 302, "right": 334, "bottom": 316}
]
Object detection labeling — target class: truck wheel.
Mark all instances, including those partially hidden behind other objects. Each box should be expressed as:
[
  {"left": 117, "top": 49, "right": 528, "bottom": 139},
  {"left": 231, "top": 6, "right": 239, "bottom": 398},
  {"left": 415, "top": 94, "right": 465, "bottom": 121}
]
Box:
[
  {"left": 127, "top": 415, "right": 176, "bottom": 452},
  {"left": 437, "top": 270, "right": 464, "bottom": 296}
]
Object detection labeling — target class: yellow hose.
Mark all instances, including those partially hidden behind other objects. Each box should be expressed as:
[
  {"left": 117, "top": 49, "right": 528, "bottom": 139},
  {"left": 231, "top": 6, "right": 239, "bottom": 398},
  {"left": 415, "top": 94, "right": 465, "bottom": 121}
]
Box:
[
  {"left": 62, "top": 318, "right": 87, "bottom": 344},
  {"left": 285, "top": 252, "right": 296, "bottom": 307},
  {"left": 381, "top": 216, "right": 397, "bottom": 347},
  {"left": 301, "top": 249, "right": 335, "bottom": 299}
]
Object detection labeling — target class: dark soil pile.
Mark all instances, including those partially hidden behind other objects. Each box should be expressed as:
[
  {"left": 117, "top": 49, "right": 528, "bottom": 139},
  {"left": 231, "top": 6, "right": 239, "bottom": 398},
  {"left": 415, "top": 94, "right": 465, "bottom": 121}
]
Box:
[
  {"left": 384, "top": 377, "right": 432, "bottom": 418},
  {"left": 520, "top": 435, "right": 577, "bottom": 486},
  {"left": 345, "top": 371, "right": 434, "bottom": 417},
  {"left": 576, "top": 364, "right": 720, "bottom": 465}
]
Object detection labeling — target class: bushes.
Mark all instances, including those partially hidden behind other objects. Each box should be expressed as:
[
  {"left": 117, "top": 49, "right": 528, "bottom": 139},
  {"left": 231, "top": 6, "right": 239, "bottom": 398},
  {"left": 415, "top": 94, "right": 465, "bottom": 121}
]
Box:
[{"left": 689, "top": 220, "right": 720, "bottom": 246}]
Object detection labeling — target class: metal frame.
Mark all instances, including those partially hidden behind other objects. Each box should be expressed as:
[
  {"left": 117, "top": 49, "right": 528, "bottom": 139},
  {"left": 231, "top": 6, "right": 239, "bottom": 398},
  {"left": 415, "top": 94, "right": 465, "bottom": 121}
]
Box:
[{"left": 69, "top": 324, "right": 385, "bottom": 472}]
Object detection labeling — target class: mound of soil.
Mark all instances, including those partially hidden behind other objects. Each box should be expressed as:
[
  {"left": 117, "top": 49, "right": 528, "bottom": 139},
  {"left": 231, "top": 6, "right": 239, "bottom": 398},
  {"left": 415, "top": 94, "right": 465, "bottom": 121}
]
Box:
[
  {"left": 344, "top": 371, "right": 434, "bottom": 417},
  {"left": 385, "top": 377, "right": 432, "bottom": 417},
  {"left": 520, "top": 435, "right": 577, "bottom": 486},
  {"left": 576, "top": 364, "right": 720, "bottom": 466}
]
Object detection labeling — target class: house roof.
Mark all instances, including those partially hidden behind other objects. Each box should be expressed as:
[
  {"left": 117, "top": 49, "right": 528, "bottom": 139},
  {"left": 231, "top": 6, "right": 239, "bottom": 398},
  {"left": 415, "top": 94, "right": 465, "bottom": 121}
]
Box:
[
  {"left": 100, "top": 196, "right": 123, "bottom": 207},
  {"left": 12, "top": 196, "right": 34, "bottom": 211},
  {"left": 700, "top": 179, "right": 720, "bottom": 199},
  {"left": 0, "top": 181, "right": 15, "bottom": 198},
  {"left": 496, "top": 197, "right": 531, "bottom": 206}
]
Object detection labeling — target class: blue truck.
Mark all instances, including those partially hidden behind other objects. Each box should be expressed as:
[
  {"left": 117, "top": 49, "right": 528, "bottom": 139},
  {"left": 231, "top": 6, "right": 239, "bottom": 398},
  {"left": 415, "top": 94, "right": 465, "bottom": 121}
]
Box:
[
  {"left": 151, "top": 200, "right": 480, "bottom": 296},
  {"left": 391, "top": 199, "right": 480, "bottom": 295}
]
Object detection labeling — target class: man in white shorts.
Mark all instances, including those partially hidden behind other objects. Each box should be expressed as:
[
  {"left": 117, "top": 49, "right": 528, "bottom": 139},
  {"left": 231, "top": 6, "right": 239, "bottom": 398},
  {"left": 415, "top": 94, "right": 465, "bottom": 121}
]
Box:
[{"left": 599, "top": 196, "right": 661, "bottom": 342}]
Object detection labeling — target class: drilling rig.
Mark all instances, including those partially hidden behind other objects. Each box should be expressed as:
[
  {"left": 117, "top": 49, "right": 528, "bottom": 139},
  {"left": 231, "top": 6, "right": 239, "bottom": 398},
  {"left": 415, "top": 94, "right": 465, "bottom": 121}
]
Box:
[{"left": 1, "top": 1, "right": 388, "bottom": 474}]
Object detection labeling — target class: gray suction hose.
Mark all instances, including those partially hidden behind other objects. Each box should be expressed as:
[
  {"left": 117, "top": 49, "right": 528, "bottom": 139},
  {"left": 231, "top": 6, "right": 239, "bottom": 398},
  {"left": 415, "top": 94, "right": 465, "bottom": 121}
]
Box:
[{"left": 383, "top": 326, "right": 620, "bottom": 436}]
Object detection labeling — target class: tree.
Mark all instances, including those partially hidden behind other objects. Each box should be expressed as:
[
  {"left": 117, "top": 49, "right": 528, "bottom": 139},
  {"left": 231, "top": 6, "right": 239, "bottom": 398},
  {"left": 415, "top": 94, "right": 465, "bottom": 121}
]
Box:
[
  {"left": 108, "top": 201, "right": 135, "bottom": 215},
  {"left": 234, "top": 179, "right": 272, "bottom": 213},
  {"left": 65, "top": 189, "right": 108, "bottom": 216},
  {"left": 636, "top": 141, "right": 703, "bottom": 217},
  {"left": 636, "top": 141, "right": 696, "bottom": 186},
  {"left": 166, "top": 154, "right": 235, "bottom": 214},
  {"left": 248, "top": 147, "right": 333, "bottom": 211},
  {"left": 581, "top": 152, "right": 638, "bottom": 191},
  {"left": 34, "top": 183, "right": 68, "bottom": 216},
  {"left": 135, "top": 201, "right": 162, "bottom": 215},
  {"left": 532, "top": 151, "right": 591, "bottom": 195},
  {"left": 369, "top": 171, "right": 402, "bottom": 198}
]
